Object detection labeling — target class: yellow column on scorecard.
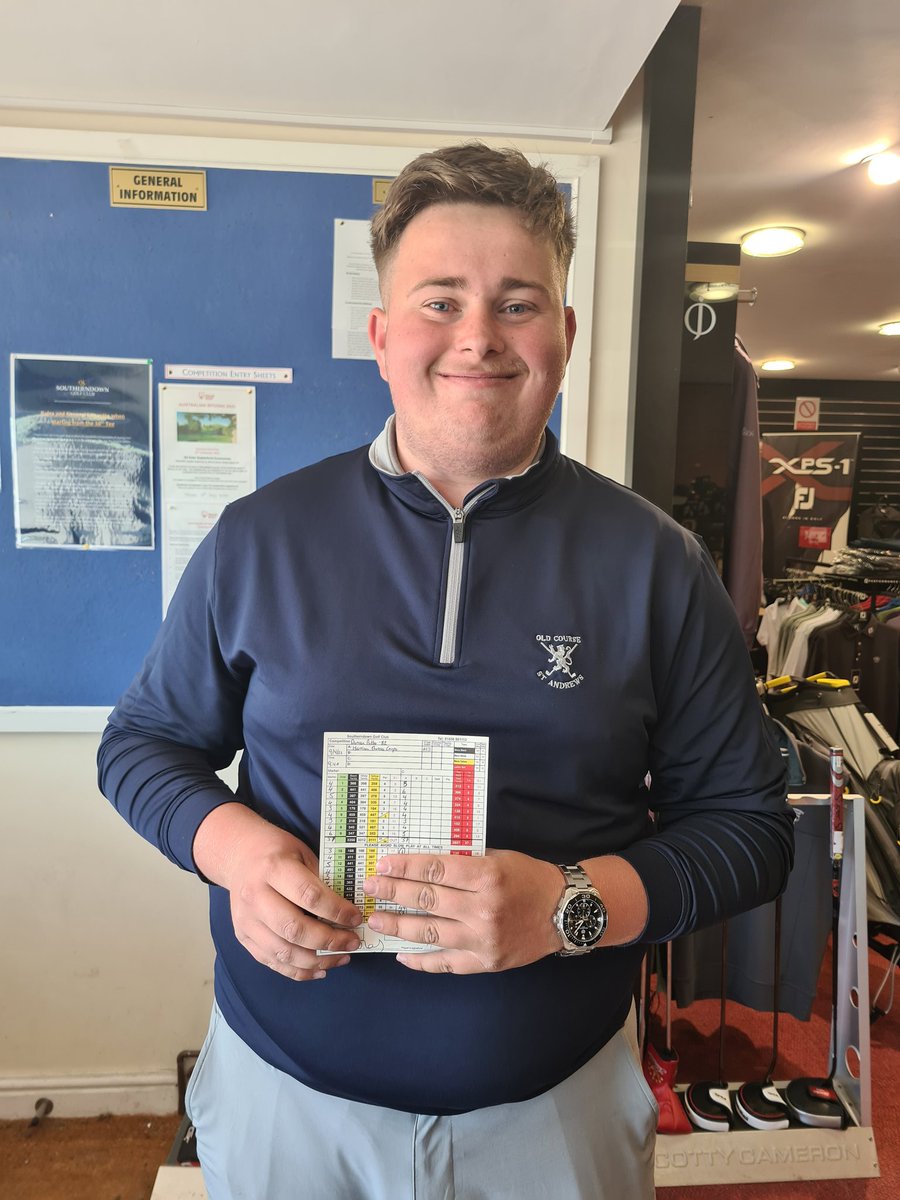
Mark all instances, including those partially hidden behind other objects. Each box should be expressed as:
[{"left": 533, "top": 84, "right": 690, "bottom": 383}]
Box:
[{"left": 364, "top": 775, "right": 380, "bottom": 916}]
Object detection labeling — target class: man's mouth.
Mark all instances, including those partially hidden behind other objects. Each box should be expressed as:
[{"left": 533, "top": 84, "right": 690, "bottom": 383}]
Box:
[{"left": 436, "top": 370, "right": 520, "bottom": 383}]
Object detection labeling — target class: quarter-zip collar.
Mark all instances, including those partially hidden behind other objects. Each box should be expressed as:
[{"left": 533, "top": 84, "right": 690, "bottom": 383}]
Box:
[
  {"left": 368, "top": 414, "right": 561, "bottom": 520},
  {"left": 368, "top": 416, "right": 563, "bottom": 665}
]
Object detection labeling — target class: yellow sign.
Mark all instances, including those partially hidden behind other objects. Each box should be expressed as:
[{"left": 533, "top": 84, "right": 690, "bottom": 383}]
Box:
[
  {"left": 109, "top": 167, "right": 207, "bottom": 211},
  {"left": 372, "top": 178, "right": 393, "bottom": 205}
]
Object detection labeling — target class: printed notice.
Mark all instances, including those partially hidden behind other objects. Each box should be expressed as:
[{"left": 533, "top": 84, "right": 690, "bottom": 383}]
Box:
[
  {"left": 319, "top": 732, "right": 489, "bottom": 953},
  {"left": 159, "top": 383, "right": 256, "bottom": 612},
  {"left": 11, "top": 355, "right": 153, "bottom": 549},
  {"left": 332, "top": 218, "right": 380, "bottom": 361}
]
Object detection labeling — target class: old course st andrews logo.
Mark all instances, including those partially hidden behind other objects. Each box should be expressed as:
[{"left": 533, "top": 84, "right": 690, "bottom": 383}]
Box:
[{"left": 535, "top": 634, "right": 585, "bottom": 689}]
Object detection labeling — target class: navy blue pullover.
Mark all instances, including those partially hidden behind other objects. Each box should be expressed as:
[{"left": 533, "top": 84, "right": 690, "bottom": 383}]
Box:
[{"left": 98, "top": 429, "right": 792, "bottom": 1114}]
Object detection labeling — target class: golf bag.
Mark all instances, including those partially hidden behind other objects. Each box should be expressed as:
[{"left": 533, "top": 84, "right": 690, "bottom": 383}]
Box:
[{"left": 764, "top": 674, "right": 900, "bottom": 929}]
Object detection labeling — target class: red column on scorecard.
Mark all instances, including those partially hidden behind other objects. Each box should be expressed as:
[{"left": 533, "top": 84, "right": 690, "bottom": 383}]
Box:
[{"left": 450, "top": 749, "right": 475, "bottom": 855}]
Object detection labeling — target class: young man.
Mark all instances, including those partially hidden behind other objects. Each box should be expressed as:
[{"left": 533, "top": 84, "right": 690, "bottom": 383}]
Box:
[{"left": 99, "top": 143, "right": 792, "bottom": 1199}]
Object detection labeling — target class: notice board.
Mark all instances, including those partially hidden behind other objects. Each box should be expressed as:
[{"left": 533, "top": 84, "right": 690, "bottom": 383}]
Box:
[{"left": 0, "top": 136, "right": 595, "bottom": 721}]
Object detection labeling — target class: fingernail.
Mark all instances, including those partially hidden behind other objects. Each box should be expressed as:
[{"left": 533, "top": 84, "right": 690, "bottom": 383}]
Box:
[
  {"left": 368, "top": 914, "right": 383, "bottom": 931},
  {"left": 362, "top": 878, "right": 376, "bottom": 894},
  {"left": 396, "top": 954, "right": 411, "bottom": 967},
  {"left": 376, "top": 858, "right": 391, "bottom": 874},
  {"left": 313, "top": 970, "right": 326, "bottom": 980},
  {"left": 335, "top": 955, "right": 352, "bottom": 966}
]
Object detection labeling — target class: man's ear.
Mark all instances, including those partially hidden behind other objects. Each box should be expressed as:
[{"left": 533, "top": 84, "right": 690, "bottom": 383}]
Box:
[
  {"left": 564, "top": 307, "right": 577, "bottom": 364},
  {"left": 368, "top": 308, "right": 389, "bottom": 383}
]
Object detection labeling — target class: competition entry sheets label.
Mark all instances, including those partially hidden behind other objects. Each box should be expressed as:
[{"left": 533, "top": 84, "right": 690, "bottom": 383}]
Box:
[{"left": 319, "top": 732, "right": 489, "bottom": 952}]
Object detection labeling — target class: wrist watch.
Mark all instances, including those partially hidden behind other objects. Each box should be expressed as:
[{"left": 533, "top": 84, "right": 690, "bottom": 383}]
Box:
[{"left": 553, "top": 864, "right": 609, "bottom": 955}]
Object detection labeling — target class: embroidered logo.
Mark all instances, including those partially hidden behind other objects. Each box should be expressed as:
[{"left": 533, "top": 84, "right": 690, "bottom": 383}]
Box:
[{"left": 535, "top": 634, "right": 584, "bottom": 689}]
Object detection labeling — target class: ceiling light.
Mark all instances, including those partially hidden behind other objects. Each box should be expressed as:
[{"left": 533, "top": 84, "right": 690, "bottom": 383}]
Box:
[
  {"left": 761, "top": 359, "right": 796, "bottom": 371},
  {"left": 878, "top": 321, "right": 900, "bottom": 336},
  {"left": 688, "top": 281, "right": 740, "bottom": 303},
  {"left": 865, "top": 151, "right": 900, "bottom": 186},
  {"left": 740, "top": 227, "right": 806, "bottom": 257}
]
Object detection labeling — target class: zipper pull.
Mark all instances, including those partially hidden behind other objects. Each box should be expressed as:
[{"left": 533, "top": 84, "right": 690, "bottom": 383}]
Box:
[{"left": 452, "top": 508, "right": 467, "bottom": 543}]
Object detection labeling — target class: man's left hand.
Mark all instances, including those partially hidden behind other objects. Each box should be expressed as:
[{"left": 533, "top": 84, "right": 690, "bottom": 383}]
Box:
[{"left": 363, "top": 849, "right": 563, "bottom": 974}]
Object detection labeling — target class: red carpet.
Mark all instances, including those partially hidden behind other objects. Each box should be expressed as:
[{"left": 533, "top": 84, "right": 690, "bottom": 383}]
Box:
[{"left": 652, "top": 937, "right": 899, "bottom": 1197}]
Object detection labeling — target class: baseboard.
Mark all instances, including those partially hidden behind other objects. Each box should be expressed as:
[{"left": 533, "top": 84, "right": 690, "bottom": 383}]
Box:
[{"left": 0, "top": 1071, "right": 178, "bottom": 1119}]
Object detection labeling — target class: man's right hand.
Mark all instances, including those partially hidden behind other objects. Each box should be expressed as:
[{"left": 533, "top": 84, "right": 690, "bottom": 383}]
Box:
[{"left": 192, "top": 802, "right": 362, "bottom": 981}]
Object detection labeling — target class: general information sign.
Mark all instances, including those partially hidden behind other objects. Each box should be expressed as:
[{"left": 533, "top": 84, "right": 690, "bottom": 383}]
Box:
[{"left": 109, "top": 167, "right": 207, "bottom": 210}]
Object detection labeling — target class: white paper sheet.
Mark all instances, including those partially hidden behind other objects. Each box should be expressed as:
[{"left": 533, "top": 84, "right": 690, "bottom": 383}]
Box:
[
  {"left": 331, "top": 219, "right": 380, "bottom": 361},
  {"left": 159, "top": 383, "right": 256, "bottom": 612}
]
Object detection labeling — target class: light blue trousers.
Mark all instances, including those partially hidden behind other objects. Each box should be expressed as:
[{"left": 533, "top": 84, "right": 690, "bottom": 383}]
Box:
[{"left": 187, "top": 1002, "right": 657, "bottom": 1200}]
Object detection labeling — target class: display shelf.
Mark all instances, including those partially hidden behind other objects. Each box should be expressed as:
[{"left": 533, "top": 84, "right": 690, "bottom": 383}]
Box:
[{"left": 655, "top": 792, "right": 879, "bottom": 1187}]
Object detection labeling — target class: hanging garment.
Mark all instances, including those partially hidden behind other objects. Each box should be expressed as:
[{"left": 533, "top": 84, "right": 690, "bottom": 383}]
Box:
[
  {"left": 779, "top": 605, "right": 843, "bottom": 679},
  {"left": 757, "top": 595, "right": 806, "bottom": 678},
  {"left": 856, "top": 499, "right": 900, "bottom": 549},
  {"left": 724, "top": 339, "right": 764, "bottom": 648},
  {"left": 806, "top": 616, "right": 900, "bottom": 740}
]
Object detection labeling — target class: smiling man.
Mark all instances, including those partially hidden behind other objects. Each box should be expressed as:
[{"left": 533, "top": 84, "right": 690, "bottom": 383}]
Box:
[
  {"left": 368, "top": 201, "right": 576, "bottom": 503},
  {"left": 99, "top": 143, "right": 793, "bottom": 1200}
]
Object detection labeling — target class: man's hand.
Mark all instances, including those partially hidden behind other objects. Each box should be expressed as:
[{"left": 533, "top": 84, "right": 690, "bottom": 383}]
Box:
[
  {"left": 363, "top": 849, "right": 564, "bottom": 974},
  {"left": 193, "top": 802, "right": 362, "bottom": 981}
]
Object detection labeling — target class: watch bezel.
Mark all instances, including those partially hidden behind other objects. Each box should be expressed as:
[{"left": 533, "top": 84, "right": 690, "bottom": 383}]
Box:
[{"left": 553, "top": 864, "right": 609, "bottom": 955}]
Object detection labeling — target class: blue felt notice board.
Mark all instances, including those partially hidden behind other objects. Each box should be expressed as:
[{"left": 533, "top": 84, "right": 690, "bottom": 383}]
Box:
[
  {"left": 0, "top": 154, "right": 565, "bottom": 709},
  {"left": 0, "top": 158, "right": 394, "bottom": 707}
]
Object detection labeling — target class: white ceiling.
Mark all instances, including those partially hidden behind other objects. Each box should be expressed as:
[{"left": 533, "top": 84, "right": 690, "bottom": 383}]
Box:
[
  {"left": 1, "top": 0, "right": 897, "bottom": 381},
  {"left": 687, "top": 0, "right": 900, "bottom": 381},
  {"left": 0, "top": 0, "right": 677, "bottom": 139}
]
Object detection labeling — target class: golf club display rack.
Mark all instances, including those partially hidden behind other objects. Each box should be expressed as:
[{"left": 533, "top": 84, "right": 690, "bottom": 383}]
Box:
[{"left": 654, "top": 789, "right": 879, "bottom": 1187}]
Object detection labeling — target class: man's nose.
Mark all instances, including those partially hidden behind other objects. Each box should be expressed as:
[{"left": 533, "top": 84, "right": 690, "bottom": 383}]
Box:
[{"left": 454, "top": 306, "right": 506, "bottom": 356}]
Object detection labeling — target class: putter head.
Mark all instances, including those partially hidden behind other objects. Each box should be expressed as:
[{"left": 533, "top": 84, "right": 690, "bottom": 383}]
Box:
[
  {"left": 784, "top": 1078, "right": 846, "bottom": 1129},
  {"left": 734, "top": 1081, "right": 790, "bottom": 1130},
  {"left": 684, "top": 1082, "right": 733, "bottom": 1132}
]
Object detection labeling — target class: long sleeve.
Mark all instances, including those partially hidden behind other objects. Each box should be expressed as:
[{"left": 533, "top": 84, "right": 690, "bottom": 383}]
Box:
[
  {"left": 618, "top": 537, "right": 794, "bottom": 942},
  {"left": 97, "top": 522, "right": 247, "bottom": 871}
]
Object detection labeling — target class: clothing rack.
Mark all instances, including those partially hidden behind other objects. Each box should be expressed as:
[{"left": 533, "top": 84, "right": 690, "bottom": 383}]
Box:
[{"left": 766, "top": 573, "right": 900, "bottom": 615}]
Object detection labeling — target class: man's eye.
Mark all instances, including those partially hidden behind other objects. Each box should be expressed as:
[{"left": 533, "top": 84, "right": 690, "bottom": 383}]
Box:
[
  {"left": 503, "top": 303, "right": 530, "bottom": 315},
  {"left": 427, "top": 301, "right": 451, "bottom": 312}
]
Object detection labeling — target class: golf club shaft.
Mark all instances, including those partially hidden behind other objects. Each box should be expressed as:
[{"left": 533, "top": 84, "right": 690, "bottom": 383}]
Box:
[{"left": 765, "top": 895, "right": 782, "bottom": 1083}]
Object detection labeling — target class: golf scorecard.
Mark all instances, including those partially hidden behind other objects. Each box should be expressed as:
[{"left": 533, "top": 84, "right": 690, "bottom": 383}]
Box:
[{"left": 318, "top": 731, "right": 489, "bottom": 953}]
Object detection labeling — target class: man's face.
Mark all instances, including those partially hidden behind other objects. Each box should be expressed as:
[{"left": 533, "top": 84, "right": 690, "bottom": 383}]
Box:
[{"left": 368, "top": 203, "right": 576, "bottom": 498}]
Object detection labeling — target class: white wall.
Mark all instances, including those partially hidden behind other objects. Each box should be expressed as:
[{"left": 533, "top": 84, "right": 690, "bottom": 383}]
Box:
[
  {"left": 0, "top": 91, "right": 648, "bottom": 1117},
  {"left": 1, "top": 732, "right": 216, "bottom": 1116}
]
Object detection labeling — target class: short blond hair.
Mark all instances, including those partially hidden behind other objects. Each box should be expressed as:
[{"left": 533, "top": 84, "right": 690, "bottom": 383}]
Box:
[{"left": 371, "top": 143, "right": 575, "bottom": 289}]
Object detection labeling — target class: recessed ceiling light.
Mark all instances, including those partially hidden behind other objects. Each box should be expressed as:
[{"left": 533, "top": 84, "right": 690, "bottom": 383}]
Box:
[
  {"left": 865, "top": 151, "right": 900, "bottom": 186},
  {"left": 688, "top": 281, "right": 740, "bottom": 303},
  {"left": 878, "top": 321, "right": 900, "bottom": 336},
  {"left": 741, "top": 227, "right": 806, "bottom": 257},
  {"left": 761, "top": 359, "right": 796, "bottom": 371}
]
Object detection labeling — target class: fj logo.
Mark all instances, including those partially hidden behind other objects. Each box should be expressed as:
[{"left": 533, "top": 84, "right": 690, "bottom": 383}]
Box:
[{"left": 536, "top": 634, "right": 585, "bottom": 690}]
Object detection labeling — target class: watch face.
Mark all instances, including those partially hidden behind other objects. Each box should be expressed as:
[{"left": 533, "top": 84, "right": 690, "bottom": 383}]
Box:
[{"left": 562, "top": 893, "right": 607, "bottom": 946}]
